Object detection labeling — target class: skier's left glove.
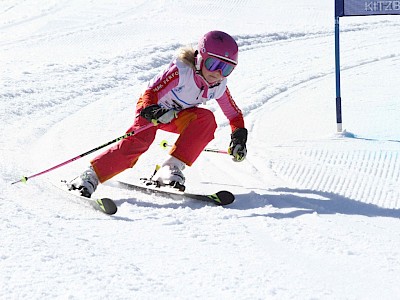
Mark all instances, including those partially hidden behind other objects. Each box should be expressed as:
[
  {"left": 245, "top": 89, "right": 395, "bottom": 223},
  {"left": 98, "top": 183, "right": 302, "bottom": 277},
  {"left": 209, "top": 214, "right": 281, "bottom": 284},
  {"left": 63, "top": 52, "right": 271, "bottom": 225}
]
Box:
[
  {"left": 228, "top": 128, "right": 248, "bottom": 162},
  {"left": 140, "top": 104, "right": 177, "bottom": 124}
]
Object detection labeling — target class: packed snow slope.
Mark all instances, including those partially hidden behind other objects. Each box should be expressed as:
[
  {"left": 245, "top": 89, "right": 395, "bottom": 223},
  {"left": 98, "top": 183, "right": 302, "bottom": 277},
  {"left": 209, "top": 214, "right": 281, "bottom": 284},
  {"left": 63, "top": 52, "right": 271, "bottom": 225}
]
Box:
[{"left": 1, "top": 1, "right": 400, "bottom": 299}]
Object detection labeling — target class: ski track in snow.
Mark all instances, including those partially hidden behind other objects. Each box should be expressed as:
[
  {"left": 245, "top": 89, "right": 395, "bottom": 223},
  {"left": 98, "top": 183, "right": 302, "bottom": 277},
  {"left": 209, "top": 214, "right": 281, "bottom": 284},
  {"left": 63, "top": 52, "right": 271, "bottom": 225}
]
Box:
[{"left": 269, "top": 141, "right": 400, "bottom": 209}]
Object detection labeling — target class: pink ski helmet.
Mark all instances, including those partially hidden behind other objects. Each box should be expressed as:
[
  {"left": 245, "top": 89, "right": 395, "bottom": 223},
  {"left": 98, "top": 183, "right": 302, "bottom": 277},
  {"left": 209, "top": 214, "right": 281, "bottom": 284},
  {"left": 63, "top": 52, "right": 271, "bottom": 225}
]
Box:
[{"left": 196, "top": 31, "right": 238, "bottom": 77}]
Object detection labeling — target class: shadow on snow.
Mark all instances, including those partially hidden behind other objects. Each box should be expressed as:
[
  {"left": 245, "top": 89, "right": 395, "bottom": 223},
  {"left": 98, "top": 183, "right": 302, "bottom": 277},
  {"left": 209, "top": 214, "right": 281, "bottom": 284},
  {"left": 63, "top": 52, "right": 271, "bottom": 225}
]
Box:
[
  {"left": 111, "top": 186, "right": 400, "bottom": 219},
  {"left": 231, "top": 188, "right": 400, "bottom": 219}
]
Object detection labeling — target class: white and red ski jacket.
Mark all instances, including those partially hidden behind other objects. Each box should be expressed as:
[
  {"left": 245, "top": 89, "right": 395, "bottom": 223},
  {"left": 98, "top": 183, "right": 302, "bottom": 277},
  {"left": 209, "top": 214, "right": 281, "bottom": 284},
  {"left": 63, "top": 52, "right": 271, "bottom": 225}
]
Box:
[{"left": 138, "top": 57, "right": 245, "bottom": 132}]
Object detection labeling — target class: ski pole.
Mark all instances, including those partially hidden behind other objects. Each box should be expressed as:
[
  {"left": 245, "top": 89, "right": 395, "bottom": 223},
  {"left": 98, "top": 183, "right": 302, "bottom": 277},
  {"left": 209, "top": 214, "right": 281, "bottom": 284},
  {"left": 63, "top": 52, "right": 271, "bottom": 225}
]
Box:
[
  {"left": 11, "top": 122, "right": 155, "bottom": 185},
  {"left": 160, "top": 140, "right": 228, "bottom": 154}
]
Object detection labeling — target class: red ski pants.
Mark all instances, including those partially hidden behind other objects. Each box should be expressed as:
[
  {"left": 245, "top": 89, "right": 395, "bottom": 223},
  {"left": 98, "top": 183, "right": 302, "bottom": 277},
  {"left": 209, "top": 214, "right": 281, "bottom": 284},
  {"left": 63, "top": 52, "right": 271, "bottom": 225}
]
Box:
[{"left": 91, "top": 107, "right": 217, "bottom": 183}]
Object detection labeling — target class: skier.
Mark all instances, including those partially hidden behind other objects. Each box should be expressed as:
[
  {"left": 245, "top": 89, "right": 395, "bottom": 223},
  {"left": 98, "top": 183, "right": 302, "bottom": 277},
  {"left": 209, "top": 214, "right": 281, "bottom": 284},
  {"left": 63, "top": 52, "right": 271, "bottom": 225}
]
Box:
[{"left": 70, "top": 30, "right": 248, "bottom": 197}]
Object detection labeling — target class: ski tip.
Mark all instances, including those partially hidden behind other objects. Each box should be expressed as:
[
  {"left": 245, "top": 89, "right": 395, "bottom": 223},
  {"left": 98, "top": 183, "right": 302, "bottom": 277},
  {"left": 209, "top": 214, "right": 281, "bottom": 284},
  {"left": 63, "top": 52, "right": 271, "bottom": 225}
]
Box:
[
  {"left": 215, "top": 191, "right": 235, "bottom": 206},
  {"left": 96, "top": 198, "right": 118, "bottom": 215}
]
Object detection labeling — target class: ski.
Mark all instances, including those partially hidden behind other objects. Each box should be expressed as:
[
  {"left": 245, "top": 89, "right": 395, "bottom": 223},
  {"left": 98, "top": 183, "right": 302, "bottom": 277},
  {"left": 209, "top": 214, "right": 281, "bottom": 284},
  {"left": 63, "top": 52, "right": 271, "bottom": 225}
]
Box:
[
  {"left": 112, "top": 180, "right": 235, "bottom": 206},
  {"left": 56, "top": 180, "right": 118, "bottom": 215},
  {"left": 89, "top": 197, "right": 117, "bottom": 215}
]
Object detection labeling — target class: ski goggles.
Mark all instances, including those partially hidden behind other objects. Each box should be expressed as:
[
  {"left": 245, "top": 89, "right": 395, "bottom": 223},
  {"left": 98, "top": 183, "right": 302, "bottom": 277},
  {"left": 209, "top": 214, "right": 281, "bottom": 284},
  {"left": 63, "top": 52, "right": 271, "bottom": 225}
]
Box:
[{"left": 204, "top": 56, "right": 236, "bottom": 77}]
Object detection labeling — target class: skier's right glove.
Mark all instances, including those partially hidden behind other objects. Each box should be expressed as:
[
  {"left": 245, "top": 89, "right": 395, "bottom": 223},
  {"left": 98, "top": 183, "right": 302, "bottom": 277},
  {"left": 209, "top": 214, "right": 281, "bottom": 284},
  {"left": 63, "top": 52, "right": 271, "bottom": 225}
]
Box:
[
  {"left": 140, "top": 104, "right": 177, "bottom": 124},
  {"left": 228, "top": 128, "right": 248, "bottom": 162}
]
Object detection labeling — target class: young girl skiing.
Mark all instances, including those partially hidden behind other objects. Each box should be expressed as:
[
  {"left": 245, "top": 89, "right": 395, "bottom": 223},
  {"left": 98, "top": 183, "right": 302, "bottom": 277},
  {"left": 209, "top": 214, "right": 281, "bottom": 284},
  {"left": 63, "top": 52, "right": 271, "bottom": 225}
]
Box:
[{"left": 70, "top": 30, "right": 248, "bottom": 197}]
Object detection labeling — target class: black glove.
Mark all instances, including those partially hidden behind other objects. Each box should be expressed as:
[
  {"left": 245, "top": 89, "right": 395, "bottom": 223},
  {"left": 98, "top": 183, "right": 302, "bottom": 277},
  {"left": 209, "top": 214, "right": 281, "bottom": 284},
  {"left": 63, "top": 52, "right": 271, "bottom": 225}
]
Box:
[
  {"left": 140, "top": 104, "right": 177, "bottom": 124},
  {"left": 228, "top": 128, "right": 248, "bottom": 162}
]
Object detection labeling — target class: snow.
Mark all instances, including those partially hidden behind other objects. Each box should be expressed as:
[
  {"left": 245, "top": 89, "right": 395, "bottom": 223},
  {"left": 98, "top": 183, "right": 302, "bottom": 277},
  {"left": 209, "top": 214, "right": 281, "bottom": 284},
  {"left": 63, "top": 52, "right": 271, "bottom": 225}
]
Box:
[{"left": 1, "top": 1, "right": 400, "bottom": 299}]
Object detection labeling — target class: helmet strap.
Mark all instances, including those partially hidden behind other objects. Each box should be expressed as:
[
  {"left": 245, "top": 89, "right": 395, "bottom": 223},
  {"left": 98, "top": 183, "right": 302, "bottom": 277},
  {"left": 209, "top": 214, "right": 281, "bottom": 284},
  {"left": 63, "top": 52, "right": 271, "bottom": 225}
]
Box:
[{"left": 194, "top": 50, "right": 202, "bottom": 72}]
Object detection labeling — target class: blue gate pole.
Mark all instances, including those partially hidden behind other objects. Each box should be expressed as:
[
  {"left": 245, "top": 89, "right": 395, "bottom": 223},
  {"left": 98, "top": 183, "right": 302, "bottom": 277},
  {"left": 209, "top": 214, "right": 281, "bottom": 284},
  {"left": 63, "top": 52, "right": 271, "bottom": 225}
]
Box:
[{"left": 335, "top": 16, "right": 343, "bottom": 132}]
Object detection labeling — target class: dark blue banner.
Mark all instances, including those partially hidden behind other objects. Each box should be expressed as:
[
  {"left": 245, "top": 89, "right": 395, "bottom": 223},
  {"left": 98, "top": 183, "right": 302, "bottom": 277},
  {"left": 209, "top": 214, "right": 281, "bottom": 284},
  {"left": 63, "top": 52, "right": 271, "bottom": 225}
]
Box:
[{"left": 336, "top": 0, "right": 400, "bottom": 16}]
